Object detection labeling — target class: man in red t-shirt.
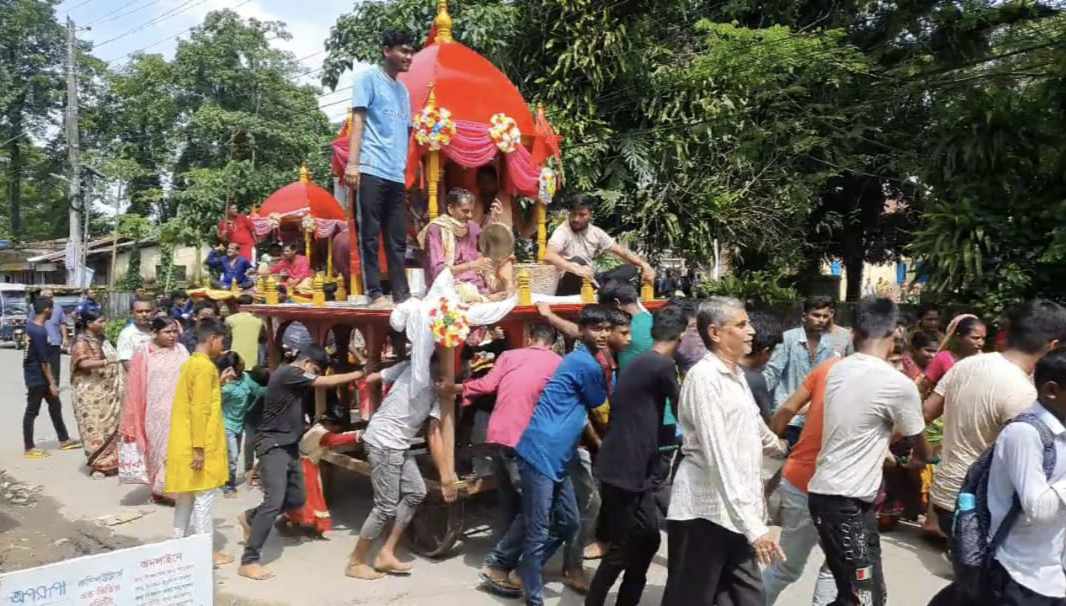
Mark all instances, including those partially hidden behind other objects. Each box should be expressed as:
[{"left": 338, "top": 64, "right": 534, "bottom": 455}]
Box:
[
  {"left": 217, "top": 203, "right": 256, "bottom": 261},
  {"left": 762, "top": 357, "right": 841, "bottom": 605}
]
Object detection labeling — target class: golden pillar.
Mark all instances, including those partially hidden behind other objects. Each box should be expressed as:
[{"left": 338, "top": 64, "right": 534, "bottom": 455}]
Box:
[
  {"left": 326, "top": 236, "right": 334, "bottom": 283},
  {"left": 641, "top": 282, "right": 654, "bottom": 302},
  {"left": 265, "top": 275, "right": 279, "bottom": 305},
  {"left": 535, "top": 202, "right": 547, "bottom": 262},
  {"left": 312, "top": 273, "right": 326, "bottom": 307},
  {"left": 517, "top": 268, "right": 532, "bottom": 306},
  {"left": 581, "top": 278, "right": 596, "bottom": 304}
]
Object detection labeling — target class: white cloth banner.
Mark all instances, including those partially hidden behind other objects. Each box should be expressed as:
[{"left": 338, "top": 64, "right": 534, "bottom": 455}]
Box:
[{"left": 0, "top": 534, "right": 213, "bottom": 606}]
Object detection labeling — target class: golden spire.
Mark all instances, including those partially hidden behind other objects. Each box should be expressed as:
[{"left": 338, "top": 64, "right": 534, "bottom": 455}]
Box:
[
  {"left": 435, "top": 0, "right": 453, "bottom": 43},
  {"left": 299, "top": 163, "right": 310, "bottom": 183}
]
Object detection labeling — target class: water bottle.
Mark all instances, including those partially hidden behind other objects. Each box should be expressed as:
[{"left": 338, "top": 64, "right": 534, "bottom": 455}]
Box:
[{"left": 957, "top": 492, "right": 976, "bottom": 511}]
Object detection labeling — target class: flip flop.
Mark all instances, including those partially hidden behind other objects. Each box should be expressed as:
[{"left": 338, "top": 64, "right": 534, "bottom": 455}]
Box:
[
  {"left": 59, "top": 441, "right": 82, "bottom": 451},
  {"left": 24, "top": 449, "right": 50, "bottom": 459}
]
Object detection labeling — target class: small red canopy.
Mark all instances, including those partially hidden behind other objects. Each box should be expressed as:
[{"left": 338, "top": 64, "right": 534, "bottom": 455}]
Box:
[{"left": 257, "top": 169, "right": 345, "bottom": 221}]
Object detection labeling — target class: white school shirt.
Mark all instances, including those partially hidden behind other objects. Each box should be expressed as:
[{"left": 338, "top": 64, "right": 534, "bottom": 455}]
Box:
[{"left": 988, "top": 403, "right": 1066, "bottom": 598}]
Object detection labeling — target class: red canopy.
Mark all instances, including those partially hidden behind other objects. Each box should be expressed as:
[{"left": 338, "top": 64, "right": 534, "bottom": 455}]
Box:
[
  {"left": 399, "top": 41, "right": 534, "bottom": 133},
  {"left": 257, "top": 169, "right": 345, "bottom": 221}
]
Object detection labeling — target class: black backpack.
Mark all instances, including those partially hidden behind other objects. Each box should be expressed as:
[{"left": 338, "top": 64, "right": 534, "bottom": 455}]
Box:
[{"left": 949, "top": 411, "right": 1057, "bottom": 601}]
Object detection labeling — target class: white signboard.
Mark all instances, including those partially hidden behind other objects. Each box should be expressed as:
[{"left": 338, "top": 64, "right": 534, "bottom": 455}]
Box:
[{"left": 0, "top": 534, "right": 212, "bottom": 606}]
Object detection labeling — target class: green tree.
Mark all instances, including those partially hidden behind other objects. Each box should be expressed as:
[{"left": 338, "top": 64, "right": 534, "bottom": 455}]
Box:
[{"left": 0, "top": 0, "right": 65, "bottom": 239}]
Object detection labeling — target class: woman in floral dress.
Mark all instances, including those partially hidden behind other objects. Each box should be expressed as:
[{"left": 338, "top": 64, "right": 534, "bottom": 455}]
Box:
[
  {"left": 69, "top": 310, "right": 124, "bottom": 478},
  {"left": 121, "top": 317, "right": 188, "bottom": 502}
]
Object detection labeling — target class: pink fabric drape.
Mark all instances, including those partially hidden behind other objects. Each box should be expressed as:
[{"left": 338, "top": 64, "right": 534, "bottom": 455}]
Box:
[
  {"left": 249, "top": 215, "right": 347, "bottom": 240},
  {"left": 439, "top": 120, "right": 541, "bottom": 196},
  {"left": 336, "top": 118, "right": 547, "bottom": 197}
]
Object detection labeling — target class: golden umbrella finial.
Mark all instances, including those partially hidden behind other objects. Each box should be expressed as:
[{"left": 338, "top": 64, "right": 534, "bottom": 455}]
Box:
[
  {"left": 299, "top": 163, "right": 310, "bottom": 183},
  {"left": 435, "top": 0, "right": 453, "bottom": 43}
]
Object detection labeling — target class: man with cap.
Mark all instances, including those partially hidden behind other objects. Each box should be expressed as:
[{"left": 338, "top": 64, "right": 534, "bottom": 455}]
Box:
[{"left": 237, "top": 345, "right": 365, "bottom": 580}]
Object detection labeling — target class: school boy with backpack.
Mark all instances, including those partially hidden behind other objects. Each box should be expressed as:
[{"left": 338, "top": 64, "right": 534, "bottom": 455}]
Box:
[{"left": 931, "top": 347, "right": 1066, "bottom": 606}]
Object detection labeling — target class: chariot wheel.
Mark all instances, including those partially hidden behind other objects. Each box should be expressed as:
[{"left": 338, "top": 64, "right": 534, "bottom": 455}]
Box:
[{"left": 408, "top": 499, "right": 465, "bottom": 559}]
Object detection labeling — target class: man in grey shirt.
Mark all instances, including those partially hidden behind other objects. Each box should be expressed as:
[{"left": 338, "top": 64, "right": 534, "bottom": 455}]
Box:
[
  {"left": 347, "top": 357, "right": 460, "bottom": 580},
  {"left": 807, "top": 297, "right": 930, "bottom": 606}
]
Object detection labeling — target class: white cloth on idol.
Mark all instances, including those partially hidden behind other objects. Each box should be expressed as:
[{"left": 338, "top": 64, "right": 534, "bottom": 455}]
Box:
[{"left": 389, "top": 268, "right": 517, "bottom": 396}]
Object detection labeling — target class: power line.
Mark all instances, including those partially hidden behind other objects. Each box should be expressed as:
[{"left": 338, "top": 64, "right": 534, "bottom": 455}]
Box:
[
  {"left": 62, "top": 0, "right": 99, "bottom": 14},
  {"left": 94, "top": 0, "right": 212, "bottom": 49},
  {"left": 87, "top": 0, "right": 165, "bottom": 28},
  {"left": 103, "top": 0, "right": 256, "bottom": 63}
]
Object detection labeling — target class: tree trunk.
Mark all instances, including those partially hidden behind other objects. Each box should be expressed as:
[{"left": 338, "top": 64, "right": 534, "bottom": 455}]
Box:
[{"left": 842, "top": 223, "right": 864, "bottom": 302}]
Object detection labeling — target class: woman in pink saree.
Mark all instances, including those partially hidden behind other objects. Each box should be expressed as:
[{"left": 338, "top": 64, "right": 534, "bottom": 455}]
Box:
[{"left": 120, "top": 317, "right": 188, "bottom": 503}]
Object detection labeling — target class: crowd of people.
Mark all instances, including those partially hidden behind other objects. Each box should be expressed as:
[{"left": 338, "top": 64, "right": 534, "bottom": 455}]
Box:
[
  {"left": 19, "top": 275, "right": 1066, "bottom": 606},
  {"left": 15, "top": 25, "right": 1066, "bottom": 606}
]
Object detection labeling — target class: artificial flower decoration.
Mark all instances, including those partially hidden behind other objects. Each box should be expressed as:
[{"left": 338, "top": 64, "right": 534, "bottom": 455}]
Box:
[
  {"left": 489, "top": 113, "right": 522, "bottom": 154},
  {"left": 414, "top": 106, "right": 457, "bottom": 151},
  {"left": 429, "top": 297, "right": 471, "bottom": 348},
  {"left": 538, "top": 166, "right": 558, "bottom": 205}
]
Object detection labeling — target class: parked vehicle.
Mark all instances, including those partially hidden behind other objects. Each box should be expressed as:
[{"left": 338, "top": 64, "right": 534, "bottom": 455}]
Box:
[{"left": 0, "top": 284, "right": 28, "bottom": 348}]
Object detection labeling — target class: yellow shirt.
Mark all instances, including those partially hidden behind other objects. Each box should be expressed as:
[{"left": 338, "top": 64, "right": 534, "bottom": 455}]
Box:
[
  {"left": 165, "top": 353, "right": 228, "bottom": 493},
  {"left": 225, "top": 312, "right": 263, "bottom": 369}
]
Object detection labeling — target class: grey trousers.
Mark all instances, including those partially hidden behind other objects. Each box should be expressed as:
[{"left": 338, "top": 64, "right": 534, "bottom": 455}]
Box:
[{"left": 359, "top": 444, "right": 427, "bottom": 540}]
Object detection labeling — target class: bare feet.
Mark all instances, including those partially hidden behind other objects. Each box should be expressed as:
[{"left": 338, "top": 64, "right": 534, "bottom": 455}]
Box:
[
  {"left": 238, "top": 563, "right": 275, "bottom": 580},
  {"left": 213, "top": 552, "right": 234, "bottom": 568},
  {"left": 345, "top": 562, "right": 384, "bottom": 580},
  {"left": 583, "top": 541, "right": 608, "bottom": 560},
  {"left": 237, "top": 512, "right": 252, "bottom": 544},
  {"left": 373, "top": 554, "right": 413, "bottom": 575}
]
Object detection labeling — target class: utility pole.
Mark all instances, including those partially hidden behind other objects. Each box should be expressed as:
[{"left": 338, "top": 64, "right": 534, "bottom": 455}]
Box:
[{"left": 65, "top": 17, "right": 82, "bottom": 287}]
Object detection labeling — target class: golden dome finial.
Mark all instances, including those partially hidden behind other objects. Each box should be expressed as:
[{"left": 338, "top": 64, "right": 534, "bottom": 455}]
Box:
[
  {"left": 435, "top": 0, "right": 453, "bottom": 43},
  {"left": 299, "top": 163, "right": 310, "bottom": 183}
]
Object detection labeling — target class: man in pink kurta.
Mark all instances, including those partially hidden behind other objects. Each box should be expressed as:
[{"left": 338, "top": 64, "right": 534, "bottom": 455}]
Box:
[
  {"left": 270, "top": 244, "right": 313, "bottom": 289},
  {"left": 462, "top": 323, "right": 562, "bottom": 592}
]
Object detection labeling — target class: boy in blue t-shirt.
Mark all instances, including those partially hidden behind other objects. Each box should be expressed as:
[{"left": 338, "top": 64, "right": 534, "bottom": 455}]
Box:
[
  {"left": 343, "top": 29, "right": 415, "bottom": 306},
  {"left": 513, "top": 305, "right": 613, "bottom": 606}
]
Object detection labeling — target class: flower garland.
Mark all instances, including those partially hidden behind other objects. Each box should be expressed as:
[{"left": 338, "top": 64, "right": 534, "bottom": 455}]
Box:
[
  {"left": 301, "top": 214, "right": 316, "bottom": 233},
  {"left": 428, "top": 297, "right": 470, "bottom": 348},
  {"left": 267, "top": 213, "right": 282, "bottom": 231},
  {"left": 538, "top": 166, "right": 558, "bottom": 205},
  {"left": 414, "top": 106, "right": 456, "bottom": 151},
  {"left": 489, "top": 113, "right": 522, "bottom": 154}
]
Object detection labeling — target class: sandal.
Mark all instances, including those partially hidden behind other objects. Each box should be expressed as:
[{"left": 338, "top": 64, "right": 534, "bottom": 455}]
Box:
[
  {"left": 58, "top": 440, "right": 82, "bottom": 451},
  {"left": 24, "top": 448, "right": 50, "bottom": 459}
]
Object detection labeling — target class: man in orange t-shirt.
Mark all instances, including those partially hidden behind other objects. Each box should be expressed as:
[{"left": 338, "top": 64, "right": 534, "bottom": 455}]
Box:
[{"left": 762, "top": 357, "right": 841, "bottom": 605}]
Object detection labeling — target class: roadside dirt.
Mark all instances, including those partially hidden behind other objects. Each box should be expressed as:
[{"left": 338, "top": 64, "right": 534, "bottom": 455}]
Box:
[{"left": 0, "top": 470, "right": 140, "bottom": 572}]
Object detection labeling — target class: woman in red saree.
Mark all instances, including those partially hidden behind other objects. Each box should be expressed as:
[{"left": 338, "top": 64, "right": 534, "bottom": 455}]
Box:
[
  {"left": 120, "top": 317, "right": 188, "bottom": 502},
  {"left": 284, "top": 417, "right": 358, "bottom": 536}
]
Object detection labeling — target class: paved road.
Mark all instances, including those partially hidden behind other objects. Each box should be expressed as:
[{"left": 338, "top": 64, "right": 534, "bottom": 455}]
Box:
[{"left": 0, "top": 348, "right": 950, "bottom": 605}]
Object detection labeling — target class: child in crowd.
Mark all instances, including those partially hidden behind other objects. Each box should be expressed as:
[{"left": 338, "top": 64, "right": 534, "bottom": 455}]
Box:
[
  {"left": 165, "top": 319, "right": 233, "bottom": 567},
  {"left": 217, "top": 351, "right": 265, "bottom": 496}
]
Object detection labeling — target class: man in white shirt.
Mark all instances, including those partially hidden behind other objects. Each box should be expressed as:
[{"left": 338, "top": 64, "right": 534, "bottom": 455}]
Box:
[
  {"left": 662, "top": 296, "right": 787, "bottom": 606},
  {"left": 542, "top": 194, "right": 654, "bottom": 295},
  {"left": 807, "top": 297, "right": 930, "bottom": 606},
  {"left": 979, "top": 348, "right": 1066, "bottom": 606},
  {"left": 116, "top": 297, "right": 155, "bottom": 371},
  {"left": 924, "top": 299, "right": 1066, "bottom": 539}
]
